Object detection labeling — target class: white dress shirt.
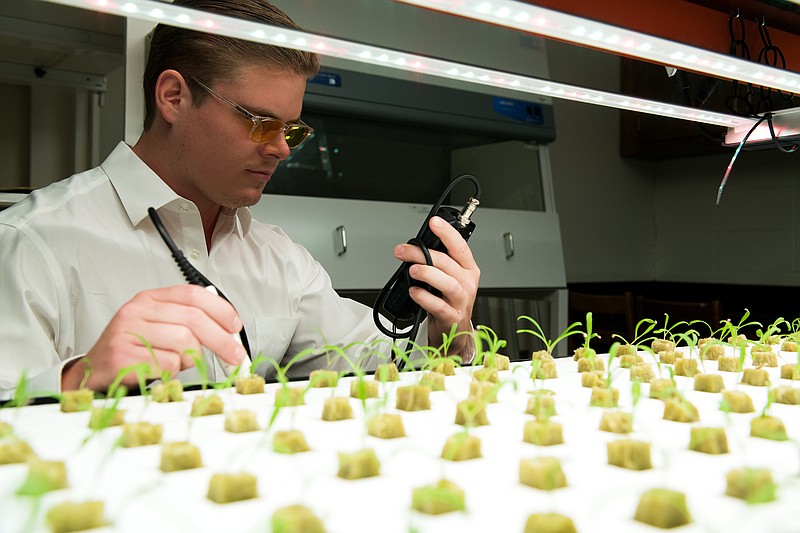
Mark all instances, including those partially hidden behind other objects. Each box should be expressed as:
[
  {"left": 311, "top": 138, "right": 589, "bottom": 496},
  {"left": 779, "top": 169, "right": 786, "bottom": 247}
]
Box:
[{"left": 0, "top": 142, "right": 420, "bottom": 397}]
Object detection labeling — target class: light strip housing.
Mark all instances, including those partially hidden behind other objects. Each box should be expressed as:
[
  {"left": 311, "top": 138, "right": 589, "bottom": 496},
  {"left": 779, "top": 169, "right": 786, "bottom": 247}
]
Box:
[
  {"left": 398, "top": 0, "right": 800, "bottom": 96},
  {"left": 723, "top": 107, "right": 800, "bottom": 147},
  {"left": 43, "top": 0, "right": 755, "bottom": 129}
]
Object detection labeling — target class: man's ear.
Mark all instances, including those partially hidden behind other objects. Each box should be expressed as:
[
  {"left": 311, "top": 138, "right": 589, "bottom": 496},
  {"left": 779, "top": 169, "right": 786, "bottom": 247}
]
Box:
[{"left": 153, "top": 69, "right": 190, "bottom": 126}]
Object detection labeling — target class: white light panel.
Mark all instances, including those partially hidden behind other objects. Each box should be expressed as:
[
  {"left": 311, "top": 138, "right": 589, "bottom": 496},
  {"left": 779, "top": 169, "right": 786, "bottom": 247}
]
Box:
[
  {"left": 398, "top": 0, "right": 800, "bottom": 98},
  {"left": 724, "top": 107, "right": 800, "bottom": 146},
  {"left": 43, "top": 0, "right": 755, "bottom": 129}
]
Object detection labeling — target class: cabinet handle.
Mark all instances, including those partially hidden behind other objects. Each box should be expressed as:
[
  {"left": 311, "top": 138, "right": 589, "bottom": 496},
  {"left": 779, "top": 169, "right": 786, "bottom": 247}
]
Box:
[
  {"left": 335, "top": 225, "right": 347, "bottom": 256},
  {"left": 503, "top": 232, "right": 514, "bottom": 260}
]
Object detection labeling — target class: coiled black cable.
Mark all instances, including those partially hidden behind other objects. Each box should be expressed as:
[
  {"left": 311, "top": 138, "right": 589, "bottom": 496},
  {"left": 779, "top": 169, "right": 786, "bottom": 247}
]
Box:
[
  {"left": 372, "top": 174, "right": 481, "bottom": 352},
  {"left": 147, "top": 207, "right": 252, "bottom": 358}
]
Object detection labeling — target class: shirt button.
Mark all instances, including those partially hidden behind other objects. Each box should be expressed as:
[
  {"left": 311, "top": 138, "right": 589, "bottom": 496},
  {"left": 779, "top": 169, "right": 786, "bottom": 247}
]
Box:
[
  {"left": 190, "top": 249, "right": 200, "bottom": 260},
  {"left": 180, "top": 203, "right": 189, "bottom": 212}
]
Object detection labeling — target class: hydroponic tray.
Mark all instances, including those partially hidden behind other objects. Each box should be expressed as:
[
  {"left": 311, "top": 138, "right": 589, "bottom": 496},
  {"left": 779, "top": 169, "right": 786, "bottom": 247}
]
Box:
[{"left": 1, "top": 346, "right": 798, "bottom": 533}]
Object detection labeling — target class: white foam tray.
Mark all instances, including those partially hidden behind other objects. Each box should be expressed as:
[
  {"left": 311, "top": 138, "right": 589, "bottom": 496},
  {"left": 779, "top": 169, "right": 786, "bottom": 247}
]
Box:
[{"left": 1, "top": 347, "right": 799, "bottom": 533}]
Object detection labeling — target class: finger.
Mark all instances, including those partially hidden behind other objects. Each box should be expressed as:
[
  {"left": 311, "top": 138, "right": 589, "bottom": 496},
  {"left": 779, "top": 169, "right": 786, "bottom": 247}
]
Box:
[
  {"left": 124, "top": 320, "right": 204, "bottom": 359},
  {"left": 136, "top": 297, "right": 247, "bottom": 366},
  {"left": 408, "top": 284, "right": 459, "bottom": 321},
  {"left": 149, "top": 284, "right": 243, "bottom": 334},
  {"left": 394, "top": 243, "right": 452, "bottom": 271},
  {"left": 118, "top": 326, "right": 202, "bottom": 374},
  {"left": 408, "top": 264, "right": 463, "bottom": 304},
  {"left": 393, "top": 218, "right": 478, "bottom": 273},
  {"left": 139, "top": 346, "right": 185, "bottom": 377},
  {"left": 427, "top": 216, "right": 479, "bottom": 270}
]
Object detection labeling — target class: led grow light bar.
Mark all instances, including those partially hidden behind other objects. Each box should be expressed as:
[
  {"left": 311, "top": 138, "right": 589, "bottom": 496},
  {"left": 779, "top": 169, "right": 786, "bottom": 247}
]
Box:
[
  {"left": 723, "top": 107, "right": 800, "bottom": 147},
  {"left": 397, "top": 0, "right": 800, "bottom": 96},
  {"left": 42, "top": 0, "right": 754, "bottom": 130}
]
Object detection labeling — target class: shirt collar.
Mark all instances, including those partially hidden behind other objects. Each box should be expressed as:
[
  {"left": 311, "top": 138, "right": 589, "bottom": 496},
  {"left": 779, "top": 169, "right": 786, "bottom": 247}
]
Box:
[{"left": 103, "top": 141, "right": 252, "bottom": 236}]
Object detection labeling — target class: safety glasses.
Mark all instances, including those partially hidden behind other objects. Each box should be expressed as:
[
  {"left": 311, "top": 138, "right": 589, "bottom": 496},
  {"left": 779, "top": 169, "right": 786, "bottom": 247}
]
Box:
[{"left": 191, "top": 77, "right": 314, "bottom": 149}]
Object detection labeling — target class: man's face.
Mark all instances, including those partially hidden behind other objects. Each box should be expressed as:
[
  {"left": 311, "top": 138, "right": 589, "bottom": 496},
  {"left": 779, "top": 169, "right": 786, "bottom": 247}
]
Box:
[{"left": 174, "top": 65, "right": 308, "bottom": 211}]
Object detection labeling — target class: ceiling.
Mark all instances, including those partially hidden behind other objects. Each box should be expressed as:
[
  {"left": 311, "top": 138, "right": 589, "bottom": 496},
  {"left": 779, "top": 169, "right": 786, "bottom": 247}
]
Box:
[
  {"left": 3, "top": 0, "right": 800, "bottom": 85},
  {"left": 0, "top": 1, "right": 124, "bottom": 83},
  {"left": 689, "top": 0, "right": 800, "bottom": 34}
]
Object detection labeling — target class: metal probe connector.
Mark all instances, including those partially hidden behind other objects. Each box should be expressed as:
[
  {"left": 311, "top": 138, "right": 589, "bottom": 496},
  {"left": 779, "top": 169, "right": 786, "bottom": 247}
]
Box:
[{"left": 457, "top": 197, "right": 480, "bottom": 227}]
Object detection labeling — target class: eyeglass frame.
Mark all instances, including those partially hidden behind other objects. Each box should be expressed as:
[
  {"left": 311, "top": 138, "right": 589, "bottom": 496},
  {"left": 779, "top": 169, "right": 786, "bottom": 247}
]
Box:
[{"left": 190, "top": 76, "right": 314, "bottom": 149}]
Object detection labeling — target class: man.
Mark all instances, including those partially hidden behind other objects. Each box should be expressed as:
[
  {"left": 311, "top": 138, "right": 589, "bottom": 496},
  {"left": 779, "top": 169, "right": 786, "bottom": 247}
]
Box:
[{"left": 0, "top": 0, "right": 479, "bottom": 397}]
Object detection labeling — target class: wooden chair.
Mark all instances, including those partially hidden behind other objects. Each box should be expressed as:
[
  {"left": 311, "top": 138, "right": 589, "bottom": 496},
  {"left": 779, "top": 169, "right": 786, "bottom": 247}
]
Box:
[
  {"left": 568, "top": 291, "right": 636, "bottom": 354},
  {"left": 636, "top": 296, "right": 722, "bottom": 336}
]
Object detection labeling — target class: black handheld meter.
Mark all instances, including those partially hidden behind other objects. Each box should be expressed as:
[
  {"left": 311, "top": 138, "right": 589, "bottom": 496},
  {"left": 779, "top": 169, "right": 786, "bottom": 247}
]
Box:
[{"left": 373, "top": 174, "right": 481, "bottom": 342}]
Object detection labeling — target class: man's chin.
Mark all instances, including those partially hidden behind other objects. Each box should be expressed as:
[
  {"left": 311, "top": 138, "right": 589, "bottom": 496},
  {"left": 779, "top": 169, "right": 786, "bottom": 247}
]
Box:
[{"left": 227, "top": 185, "right": 267, "bottom": 209}]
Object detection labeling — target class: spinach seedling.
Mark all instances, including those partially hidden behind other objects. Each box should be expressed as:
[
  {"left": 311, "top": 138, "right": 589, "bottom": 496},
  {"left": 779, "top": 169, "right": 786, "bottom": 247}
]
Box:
[
  {"left": 755, "top": 317, "right": 787, "bottom": 348},
  {"left": 612, "top": 318, "right": 657, "bottom": 353},
  {"left": 649, "top": 314, "right": 689, "bottom": 353},
  {"left": 517, "top": 315, "right": 582, "bottom": 357},
  {"left": 472, "top": 325, "right": 507, "bottom": 368}
]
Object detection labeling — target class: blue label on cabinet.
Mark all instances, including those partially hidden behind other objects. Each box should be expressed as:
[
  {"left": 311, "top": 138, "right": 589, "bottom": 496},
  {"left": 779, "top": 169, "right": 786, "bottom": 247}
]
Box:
[
  {"left": 493, "top": 97, "right": 544, "bottom": 125},
  {"left": 309, "top": 71, "right": 342, "bottom": 87}
]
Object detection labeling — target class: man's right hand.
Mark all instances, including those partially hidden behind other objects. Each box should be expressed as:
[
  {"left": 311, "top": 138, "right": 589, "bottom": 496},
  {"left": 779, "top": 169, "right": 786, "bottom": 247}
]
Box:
[{"left": 61, "top": 284, "right": 247, "bottom": 392}]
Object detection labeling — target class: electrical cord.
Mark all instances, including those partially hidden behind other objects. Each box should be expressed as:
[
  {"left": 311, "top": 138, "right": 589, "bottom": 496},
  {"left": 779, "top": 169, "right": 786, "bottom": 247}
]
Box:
[
  {"left": 666, "top": 67, "right": 725, "bottom": 145},
  {"left": 147, "top": 207, "right": 252, "bottom": 358},
  {"left": 715, "top": 12, "right": 798, "bottom": 204},
  {"left": 372, "top": 174, "right": 481, "bottom": 357},
  {"left": 716, "top": 113, "right": 799, "bottom": 205}
]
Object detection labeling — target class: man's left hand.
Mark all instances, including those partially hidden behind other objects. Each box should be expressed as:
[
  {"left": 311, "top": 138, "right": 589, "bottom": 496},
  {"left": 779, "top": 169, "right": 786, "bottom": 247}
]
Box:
[{"left": 393, "top": 215, "right": 480, "bottom": 360}]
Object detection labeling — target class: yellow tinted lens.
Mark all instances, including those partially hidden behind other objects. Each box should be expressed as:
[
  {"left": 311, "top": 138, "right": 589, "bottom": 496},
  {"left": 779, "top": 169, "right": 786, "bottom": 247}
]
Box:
[
  {"left": 284, "top": 125, "right": 311, "bottom": 148},
  {"left": 250, "top": 120, "right": 283, "bottom": 143}
]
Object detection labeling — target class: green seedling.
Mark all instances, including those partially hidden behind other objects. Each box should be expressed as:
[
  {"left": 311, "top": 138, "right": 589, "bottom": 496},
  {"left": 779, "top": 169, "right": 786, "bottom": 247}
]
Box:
[
  {"left": 580, "top": 311, "right": 601, "bottom": 354},
  {"left": 436, "top": 323, "right": 475, "bottom": 364},
  {"left": 605, "top": 342, "right": 621, "bottom": 389},
  {"left": 79, "top": 363, "right": 141, "bottom": 443},
  {"left": 632, "top": 377, "right": 642, "bottom": 409},
  {"left": 185, "top": 350, "right": 233, "bottom": 434},
  {"left": 443, "top": 378, "right": 517, "bottom": 465},
  {"left": 673, "top": 330, "right": 704, "bottom": 373},
  {"left": 612, "top": 318, "right": 657, "bottom": 352},
  {"left": 186, "top": 349, "right": 209, "bottom": 391},
  {"left": 247, "top": 354, "right": 270, "bottom": 376},
  {"left": 781, "top": 320, "right": 800, "bottom": 375},
  {"left": 419, "top": 323, "right": 473, "bottom": 376},
  {"left": 597, "top": 376, "right": 639, "bottom": 435},
  {"left": 421, "top": 340, "right": 463, "bottom": 376},
  {"left": 2, "top": 373, "right": 31, "bottom": 428},
  {"left": 96, "top": 361, "right": 151, "bottom": 421},
  {"left": 517, "top": 315, "right": 582, "bottom": 356},
  {"left": 127, "top": 332, "right": 180, "bottom": 393},
  {"left": 760, "top": 386, "right": 775, "bottom": 419},
  {"left": 380, "top": 337, "right": 425, "bottom": 372},
  {"left": 472, "top": 325, "right": 507, "bottom": 367},
  {"left": 749, "top": 386, "right": 790, "bottom": 442},
  {"left": 690, "top": 320, "right": 727, "bottom": 361},
  {"left": 55, "top": 359, "right": 96, "bottom": 415},
  {"left": 215, "top": 364, "right": 241, "bottom": 391},
  {"left": 785, "top": 318, "right": 800, "bottom": 345},
  {"left": 689, "top": 317, "right": 725, "bottom": 339},
  {"left": 262, "top": 345, "right": 329, "bottom": 431},
  {"left": 650, "top": 314, "right": 689, "bottom": 347},
  {"left": 87, "top": 386, "right": 128, "bottom": 437},
  {"left": 9, "top": 373, "right": 30, "bottom": 409},
  {"left": 71, "top": 366, "right": 149, "bottom": 513},
  {"left": 719, "top": 309, "right": 762, "bottom": 351},
  {"left": 755, "top": 317, "right": 787, "bottom": 348},
  {"left": 717, "top": 310, "right": 762, "bottom": 373},
  {"left": 326, "top": 342, "right": 372, "bottom": 413},
  {"left": 512, "top": 360, "right": 549, "bottom": 399}
]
